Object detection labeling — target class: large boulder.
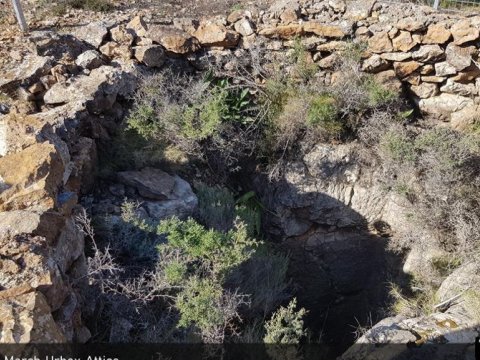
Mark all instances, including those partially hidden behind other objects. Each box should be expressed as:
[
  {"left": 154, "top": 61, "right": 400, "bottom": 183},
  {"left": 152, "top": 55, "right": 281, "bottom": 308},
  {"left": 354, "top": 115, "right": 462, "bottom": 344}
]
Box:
[
  {"left": 117, "top": 168, "right": 198, "bottom": 221},
  {"left": 0, "top": 55, "right": 52, "bottom": 95}
]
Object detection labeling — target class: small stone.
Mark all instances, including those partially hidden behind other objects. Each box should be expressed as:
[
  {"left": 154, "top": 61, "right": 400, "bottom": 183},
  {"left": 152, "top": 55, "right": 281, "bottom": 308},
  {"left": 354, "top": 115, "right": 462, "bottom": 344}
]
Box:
[
  {"left": 380, "top": 52, "right": 412, "bottom": 62},
  {"left": 392, "top": 31, "right": 417, "bottom": 52},
  {"left": 28, "top": 82, "right": 44, "bottom": 94},
  {"left": 396, "top": 17, "right": 426, "bottom": 32},
  {"left": 361, "top": 54, "right": 389, "bottom": 73},
  {"left": 374, "top": 70, "right": 403, "bottom": 92},
  {"left": 280, "top": 8, "right": 298, "bottom": 24},
  {"left": 303, "top": 22, "right": 348, "bottom": 38},
  {"left": 420, "top": 64, "right": 434, "bottom": 75},
  {"left": 194, "top": 21, "right": 240, "bottom": 48},
  {"left": 412, "top": 45, "right": 444, "bottom": 63},
  {"left": 234, "top": 18, "right": 255, "bottom": 37},
  {"left": 410, "top": 82, "right": 438, "bottom": 98},
  {"left": 111, "top": 25, "right": 135, "bottom": 45},
  {"left": 134, "top": 45, "right": 166, "bottom": 68},
  {"left": 344, "top": 0, "right": 376, "bottom": 20},
  {"left": 394, "top": 61, "right": 421, "bottom": 78},
  {"left": 451, "top": 65, "right": 480, "bottom": 83},
  {"left": 435, "top": 61, "right": 457, "bottom": 76},
  {"left": 368, "top": 32, "right": 393, "bottom": 53},
  {"left": 318, "top": 53, "right": 338, "bottom": 69},
  {"left": 75, "top": 50, "right": 103, "bottom": 70},
  {"left": 259, "top": 24, "right": 304, "bottom": 39},
  {"left": 126, "top": 16, "right": 148, "bottom": 38},
  {"left": 73, "top": 21, "right": 108, "bottom": 48}
]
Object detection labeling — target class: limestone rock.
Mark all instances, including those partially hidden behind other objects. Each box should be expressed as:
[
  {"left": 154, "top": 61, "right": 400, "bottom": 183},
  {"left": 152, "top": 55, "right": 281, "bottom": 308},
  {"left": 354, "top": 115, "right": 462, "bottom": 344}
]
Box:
[
  {"left": 134, "top": 45, "right": 166, "bottom": 68},
  {"left": 451, "top": 19, "right": 479, "bottom": 45},
  {"left": 110, "top": 25, "right": 135, "bottom": 45},
  {"left": 435, "top": 61, "right": 457, "bottom": 76},
  {"left": 0, "top": 142, "right": 64, "bottom": 212},
  {"left": 318, "top": 53, "right": 339, "bottom": 69},
  {"left": 361, "top": 54, "right": 389, "bottom": 73},
  {"left": 392, "top": 31, "right": 417, "bottom": 52},
  {"left": 0, "top": 55, "right": 52, "bottom": 94},
  {"left": 194, "top": 21, "right": 240, "bottom": 48},
  {"left": 75, "top": 50, "right": 103, "bottom": 70},
  {"left": 421, "top": 75, "right": 445, "bottom": 83},
  {"left": 368, "top": 32, "right": 393, "bottom": 53},
  {"left": 440, "top": 79, "right": 477, "bottom": 96},
  {"left": 118, "top": 167, "right": 177, "bottom": 200},
  {"left": 303, "top": 22, "right": 348, "bottom": 38},
  {"left": 126, "top": 16, "right": 148, "bottom": 38},
  {"left": 410, "top": 82, "right": 438, "bottom": 98},
  {"left": 393, "top": 61, "right": 421, "bottom": 78},
  {"left": 451, "top": 104, "right": 480, "bottom": 130},
  {"left": 445, "top": 43, "right": 474, "bottom": 71},
  {"left": 344, "top": 0, "right": 376, "bottom": 20},
  {"left": 0, "top": 291, "right": 66, "bottom": 343},
  {"left": 374, "top": 70, "right": 403, "bottom": 92},
  {"left": 99, "top": 41, "right": 132, "bottom": 60},
  {"left": 259, "top": 24, "right": 304, "bottom": 39},
  {"left": 419, "top": 93, "right": 474, "bottom": 117},
  {"left": 147, "top": 25, "right": 201, "bottom": 54},
  {"left": 412, "top": 45, "right": 444, "bottom": 63},
  {"left": 396, "top": 17, "right": 426, "bottom": 32},
  {"left": 451, "top": 64, "right": 480, "bottom": 82},
  {"left": 380, "top": 52, "right": 412, "bottom": 62},
  {"left": 44, "top": 66, "right": 137, "bottom": 114},
  {"left": 234, "top": 18, "right": 255, "bottom": 37},
  {"left": 423, "top": 23, "right": 451, "bottom": 44},
  {"left": 73, "top": 21, "right": 108, "bottom": 48}
]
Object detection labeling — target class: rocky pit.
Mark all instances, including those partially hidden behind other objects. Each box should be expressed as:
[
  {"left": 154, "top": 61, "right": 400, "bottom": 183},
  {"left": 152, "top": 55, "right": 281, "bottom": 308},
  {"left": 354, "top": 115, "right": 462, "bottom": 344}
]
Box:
[{"left": 1, "top": 0, "right": 480, "bottom": 358}]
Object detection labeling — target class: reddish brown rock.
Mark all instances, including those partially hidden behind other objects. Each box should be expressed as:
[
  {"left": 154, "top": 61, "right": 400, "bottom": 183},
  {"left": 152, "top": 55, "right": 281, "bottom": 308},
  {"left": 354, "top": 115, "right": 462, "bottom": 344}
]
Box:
[
  {"left": 194, "top": 21, "right": 240, "bottom": 48},
  {"left": 147, "top": 25, "right": 201, "bottom": 54}
]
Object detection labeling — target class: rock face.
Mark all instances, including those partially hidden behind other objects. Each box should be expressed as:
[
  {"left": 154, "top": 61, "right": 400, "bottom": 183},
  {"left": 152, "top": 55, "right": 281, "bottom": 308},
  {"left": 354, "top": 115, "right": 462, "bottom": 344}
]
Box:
[{"left": 255, "top": 143, "right": 409, "bottom": 348}]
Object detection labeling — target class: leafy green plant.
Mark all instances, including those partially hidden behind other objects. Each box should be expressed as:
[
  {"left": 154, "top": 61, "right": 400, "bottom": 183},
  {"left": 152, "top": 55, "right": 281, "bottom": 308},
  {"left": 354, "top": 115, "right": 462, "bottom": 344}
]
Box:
[
  {"left": 264, "top": 298, "right": 307, "bottom": 344},
  {"left": 306, "top": 94, "right": 342, "bottom": 136}
]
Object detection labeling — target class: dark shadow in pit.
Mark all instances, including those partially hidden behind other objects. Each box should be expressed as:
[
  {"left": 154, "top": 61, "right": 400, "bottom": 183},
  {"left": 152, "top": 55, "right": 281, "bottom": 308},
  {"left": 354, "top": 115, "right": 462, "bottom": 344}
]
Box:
[{"left": 249, "top": 172, "right": 411, "bottom": 356}]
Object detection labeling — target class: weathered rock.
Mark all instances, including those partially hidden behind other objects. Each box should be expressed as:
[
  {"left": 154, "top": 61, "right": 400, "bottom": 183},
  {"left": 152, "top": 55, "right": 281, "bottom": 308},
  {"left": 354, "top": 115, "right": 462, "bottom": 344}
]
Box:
[
  {"left": 43, "top": 66, "right": 136, "bottom": 114},
  {"left": 126, "top": 15, "right": 148, "bottom": 38},
  {"left": 422, "top": 23, "right": 451, "bottom": 44},
  {"left": 361, "top": 54, "right": 389, "bottom": 73},
  {"left": 0, "top": 55, "right": 52, "bottom": 94},
  {"left": 280, "top": 8, "right": 299, "bottom": 23},
  {"left": 435, "top": 61, "right": 457, "bottom": 76},
  {"left": 259, "top": 24, "right": 304, "bottom": 39},
  {"left": 411, "top": 45, "right": 444, "bottom": 63},
  {"left": 451, "top": 64, "right": 480, "bottom": 82},
  {"left": 419, "top": 93, "right": 474, "bottom": 117},
  {"left": 445, "top": 43, "right": 475, "bottom": 71},
  {"left": 344, "top": 0, "right": 376, "bottom": 20},
  {"left": 393, "top": 61, "right": 421, "bottom": 78},
  {"left": 173, "top": 17, "right": 199, "bottom": 34},
  {"left": 328, "top": 0, "right": 347, "bottom": 13},
  {"left": 374, "top": 69, "right": 403, "bottom": 92},
  {"left": 234, "top": 18, "right": 255, "bottom": 37},
  {"left": 303, "top": 22, "right": 348, "bottom": 38},
  {"left": 318, "top": 53, "right": 338, "bottom": 69},
  {"left": 134, "top": 45, "right": 166, "bottom": 68},
  {"left": 392, "top": 31, "right": 417, "bottom": 52},
  {"left": 73, "top": 21, "right": 108, "bottom": 48},
  {"left": 0, "top": 291, "right": 66, "bottom": 343},
  {"left": 147, "top": 25, "right": 201, "bottom": 54},
  {"left": 117, "top": 167, "right": 177, "bottom": 200},
  {"left": 451, "top": 19, "right": 479, "bottom": 45},
  {"left": 368, "top": 32, "right": 393, "bottom": 53},
  {"left": 99, "top": 41, "right": 132, "bottom": 60},
  {"left": 110, "top": 25, "right": 135, "bottom": 45},
  {"left": 396, "top": 17, "right": 426, "bottom": 32},
  {"left": 380, "top": 52, "right": 412, "bottom": 62},
  {"left": 0, "top": 142, "right": 64, "bottom": 212},
  {"left": 451, "top": 104, "right": 480, "bottom": 130},
  {"left": 75, "top": 50, "right": 103, "bottom": 70},
  {"left": 421, "top": 75, "right": 445, "bottom": 83},
  {"left": 410, "top": 82, "right": 438, "bottom": 98},
  {"left": 194, "top": 21, "right": 240, "bottom": 48},
  {"left": 440, "top": 78, "right": 477, "bottom": 96}
]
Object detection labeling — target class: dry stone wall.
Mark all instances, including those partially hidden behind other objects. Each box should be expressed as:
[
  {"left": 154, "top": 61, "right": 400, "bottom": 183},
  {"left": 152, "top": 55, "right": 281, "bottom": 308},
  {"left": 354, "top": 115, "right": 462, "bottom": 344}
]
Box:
[{"left": 1, "top": 0, "right": 480, "bottom": 346}]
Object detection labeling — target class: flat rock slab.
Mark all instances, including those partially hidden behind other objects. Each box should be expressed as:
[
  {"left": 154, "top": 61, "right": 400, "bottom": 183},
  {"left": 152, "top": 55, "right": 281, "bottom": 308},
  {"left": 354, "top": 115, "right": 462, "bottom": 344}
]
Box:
[{"left": 118, "top": 167, "right": 176, "bottom": 200}]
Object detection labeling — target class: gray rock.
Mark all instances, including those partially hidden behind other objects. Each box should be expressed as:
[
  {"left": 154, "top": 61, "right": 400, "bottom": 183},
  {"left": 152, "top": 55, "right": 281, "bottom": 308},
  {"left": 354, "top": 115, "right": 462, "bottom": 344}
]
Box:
[
  {"left": 445, "top": 43, "right": 474, "bottom": 71},
  {"left": 412, "top": 45, "right": 444, "bottom": 63},
  {"left": 435, "top": 61, "right": 457, "bottom": 76},
  {"left": 73, "top": 21, "right": 109, "bottom": 48},
  {"left": 0, "top": 55, "right": 52, "bottom": 93},
  {"left": 440, "top": 79, "right": 477, "bottom": 96},
  {"left": 117, "top": 168, "right": 177, "bottom": 200},
  {"left": 134, "top": 45, "right": 166, "bottom": 68},
  {"left": 75, "top": 50, "right": 103, "bottom": 70}
]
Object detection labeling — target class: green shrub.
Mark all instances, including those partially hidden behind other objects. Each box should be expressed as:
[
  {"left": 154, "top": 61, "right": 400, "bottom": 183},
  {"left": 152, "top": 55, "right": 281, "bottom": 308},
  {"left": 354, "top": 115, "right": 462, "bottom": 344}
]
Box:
[
  {"left": 196, "top": 184, "right": 236, "bottom": 231},
  {"left": 290, "top": 38, "right": 318, "bottom": 81},
  {"left": 264, "top": 298, "right": 307, "bottom": 344},
  {"left": 306, "top": 94, "right": 342, "bottom": 136},
  {"left": 64, "top": 0, "right": 113, "bottom": 11},
  {"left": 379, "top": 130, "right": 417, "bottom": 163},
  {"left": 363, "top": 78, "right": 398, "bottom": 107},
  {"left": 127, "top": 104, "right": 158, "bottom": 140}
]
